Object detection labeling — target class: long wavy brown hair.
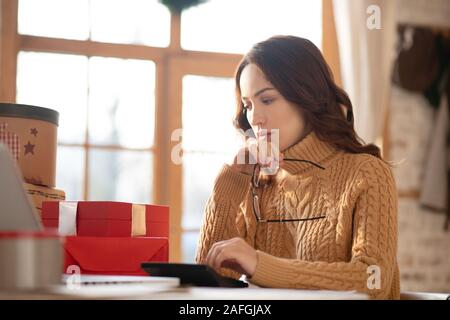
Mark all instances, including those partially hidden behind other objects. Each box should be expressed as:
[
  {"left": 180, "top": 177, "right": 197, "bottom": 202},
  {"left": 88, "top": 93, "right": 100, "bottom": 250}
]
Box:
[{"left": 234, "top": 36, "right": 383, "bottom": 171}]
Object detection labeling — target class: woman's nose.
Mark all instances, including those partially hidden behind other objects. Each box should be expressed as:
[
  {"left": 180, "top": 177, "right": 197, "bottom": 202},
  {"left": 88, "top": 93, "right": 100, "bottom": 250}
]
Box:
[{"left": 250, "top": 104, "right": 266, "bottom": 126}]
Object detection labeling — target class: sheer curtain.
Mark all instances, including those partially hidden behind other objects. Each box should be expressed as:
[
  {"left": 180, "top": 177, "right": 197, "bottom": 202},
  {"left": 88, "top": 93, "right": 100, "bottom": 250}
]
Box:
[{"left": 333, "top": 0, "right": 397, "bottom": 146}]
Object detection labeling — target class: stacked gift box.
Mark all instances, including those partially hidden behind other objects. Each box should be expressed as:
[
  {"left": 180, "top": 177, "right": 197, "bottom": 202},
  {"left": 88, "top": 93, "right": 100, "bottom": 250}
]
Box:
[
  {"left": 1, "top": 103, "right": 169, "bottom": 276},
  {"left": 0, "top": 103, "right": 66, "bottom": 215}
]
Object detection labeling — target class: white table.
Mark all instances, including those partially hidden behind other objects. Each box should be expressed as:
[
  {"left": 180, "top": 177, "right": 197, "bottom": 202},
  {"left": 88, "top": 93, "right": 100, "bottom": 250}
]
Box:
[{"left": 0, "top": 276, "right": 368, "bottom": 300}]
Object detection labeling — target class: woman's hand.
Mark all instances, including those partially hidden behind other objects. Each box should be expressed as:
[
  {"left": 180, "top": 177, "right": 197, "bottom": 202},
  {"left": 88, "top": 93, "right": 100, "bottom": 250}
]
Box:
[
  {"left": 205, "top": 237, "right": 258, "bottom": 277},
  {"left": 230, "top": 135, "right": 284, "bottom": 176},
  {"left": 229, "top": 146, "right": 256, "bottom": 175}
]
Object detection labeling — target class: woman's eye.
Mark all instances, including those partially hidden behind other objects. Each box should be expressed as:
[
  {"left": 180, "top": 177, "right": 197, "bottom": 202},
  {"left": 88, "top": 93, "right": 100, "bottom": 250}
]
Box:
[{"left": 262, "top": 99, "right": 273, "bottom": 105}]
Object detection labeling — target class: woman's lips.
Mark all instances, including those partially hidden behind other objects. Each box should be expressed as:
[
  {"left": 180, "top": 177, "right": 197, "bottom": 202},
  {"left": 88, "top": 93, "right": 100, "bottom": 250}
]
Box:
[{"left": 257, "top": 130, "right": 272, "bottom": 138}]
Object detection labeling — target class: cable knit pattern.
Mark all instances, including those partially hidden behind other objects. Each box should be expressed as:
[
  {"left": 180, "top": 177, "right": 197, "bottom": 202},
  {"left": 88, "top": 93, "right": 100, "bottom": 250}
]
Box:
[{"left": 196, "top": 132, "right": 400, "bottom": 299}]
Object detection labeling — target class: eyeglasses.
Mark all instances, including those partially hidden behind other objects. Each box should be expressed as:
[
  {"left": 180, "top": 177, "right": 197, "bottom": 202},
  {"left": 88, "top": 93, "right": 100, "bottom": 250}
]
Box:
[{"left": 251, "top": 158, "right": 326, "bottom": 223}]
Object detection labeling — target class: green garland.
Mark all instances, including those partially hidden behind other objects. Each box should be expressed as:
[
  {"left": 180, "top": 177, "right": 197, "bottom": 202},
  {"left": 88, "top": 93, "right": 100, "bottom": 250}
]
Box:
[{"left": 158, "top": 0, "right": 209, "bottom": 14}]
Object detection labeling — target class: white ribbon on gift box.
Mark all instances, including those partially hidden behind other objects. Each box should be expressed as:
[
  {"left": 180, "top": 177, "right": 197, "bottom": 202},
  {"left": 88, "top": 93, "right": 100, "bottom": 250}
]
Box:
[
  {"left": 57, "top": 201, "right": 147, "bottom": 236},
  {"left": 58, "top": 201, "right": 78, "bottom": 236}
]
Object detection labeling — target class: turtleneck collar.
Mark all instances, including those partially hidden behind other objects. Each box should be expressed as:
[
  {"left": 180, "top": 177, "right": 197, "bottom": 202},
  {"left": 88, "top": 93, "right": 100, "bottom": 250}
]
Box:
[{"left": 280, "top": 131, "right": 338, "bottom": 175}]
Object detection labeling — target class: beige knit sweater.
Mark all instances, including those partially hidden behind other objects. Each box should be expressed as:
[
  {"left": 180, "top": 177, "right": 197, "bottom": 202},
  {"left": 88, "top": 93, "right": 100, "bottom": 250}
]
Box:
[{"left": 196, "top": 131, "right": 400, "bottom": 299}]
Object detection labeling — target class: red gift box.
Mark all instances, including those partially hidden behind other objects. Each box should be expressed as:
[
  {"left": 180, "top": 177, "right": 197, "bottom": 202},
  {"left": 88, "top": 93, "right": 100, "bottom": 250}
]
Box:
[
  {"left": 42, "top": 201, "right": 169, "bottom": 238},
  {"left": 63, "top": 236, "right": 168, "bottom": 276}
]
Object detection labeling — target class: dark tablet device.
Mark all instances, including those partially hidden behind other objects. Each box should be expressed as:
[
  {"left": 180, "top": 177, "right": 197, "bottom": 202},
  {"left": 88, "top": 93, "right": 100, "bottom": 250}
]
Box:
[{"left": 141, "top": 262, "right": 249, "bottom": 288}]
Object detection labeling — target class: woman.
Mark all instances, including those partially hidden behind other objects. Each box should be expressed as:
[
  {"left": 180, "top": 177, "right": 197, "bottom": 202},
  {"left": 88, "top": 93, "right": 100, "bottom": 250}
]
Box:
[{"left": 195, "top": 35, "right": 399, "bottom": 300}]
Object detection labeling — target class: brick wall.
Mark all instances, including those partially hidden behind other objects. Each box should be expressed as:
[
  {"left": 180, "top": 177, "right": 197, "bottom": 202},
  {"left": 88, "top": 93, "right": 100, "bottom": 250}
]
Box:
[{"left": 389, "top": 85, "right": 450, "bottom": 292}]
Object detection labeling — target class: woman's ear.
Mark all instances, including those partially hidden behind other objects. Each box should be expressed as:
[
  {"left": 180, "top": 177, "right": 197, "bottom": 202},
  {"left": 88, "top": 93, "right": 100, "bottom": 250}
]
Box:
[
  {"left": 346, "top": 109, "right": 353, "bottom": 122},
  {"left": 339, "top": 104, "right": 347, "bottom": 118},
  {"left": 339, "top": 104, "right": 353, "bottom": 122}
]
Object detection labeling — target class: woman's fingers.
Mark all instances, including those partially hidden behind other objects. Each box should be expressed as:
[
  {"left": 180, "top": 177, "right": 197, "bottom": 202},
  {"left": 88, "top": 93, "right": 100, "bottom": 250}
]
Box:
[
  {"left": 212, "top": 243, "right": 244, "bottom": 273},
  {"left": 205, "top": 241, "right": 220, "bottom": 266},
  {"left": 205, "top": 241, "right": 219, "bottom": 266},
  {"left": 205, "top": 238, "right": 257, "bottom": 276},
  {"left": 247, "top": 138, "right": 258, "bottom": 165},
  {"left": 256, "top": 134, "right": 282, "bottom": 175},
  {"left": 221, "top": 259, "right": 246, "bottom": 275},
  {"left": 205, "top": 240, "right": 227, "bottom": 268},
  {"left": 213, "top": 249, "right": 230, "bottom": 270},
  {"left": 240, "top": 136, "right": 282, "bottom": 171},
  {"left": 206, "top": 239, "right": 237, "bottom": 270}
]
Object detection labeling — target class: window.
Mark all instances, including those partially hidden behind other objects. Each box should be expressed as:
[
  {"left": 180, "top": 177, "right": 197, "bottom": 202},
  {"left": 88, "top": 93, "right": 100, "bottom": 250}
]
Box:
[
  {"left": 89, "top": 0, "right": 170, "bottom": 46},
  {"left": 16, "top": 52, "right": 88, "bottom": 144},
  {"left": 87, "top": 57, "right": 155, "bottom": 149},
  {"left": 18, "top": 0, "right": 90, "bottom": 40},
  {"left": 3, "top": 0, "right": 324, "bottom": 262},
  {"left": 16, "top": 52, "right": 156, "bottom": 203},
  {"left": 181, "top": 75, "right": 236, "bottom": 262},
  {"left": 181, "top": 0, "right": 322, "bottom": 54},
  {"left": 18, "top": 0, "right": 170, "bottom": 46}
]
